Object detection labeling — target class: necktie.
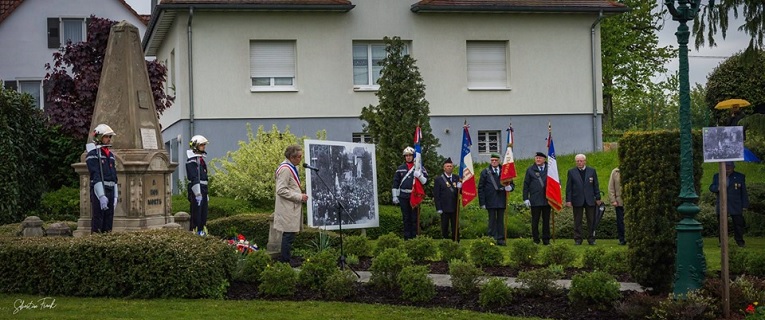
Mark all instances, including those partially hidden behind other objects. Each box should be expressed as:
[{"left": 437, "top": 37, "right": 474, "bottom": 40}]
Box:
[
  {"left": 539, "top": 166, "right": 543, "bottom": 171},
  {"left": 494, "top": 168, "right": 498, "bottom": 175}
]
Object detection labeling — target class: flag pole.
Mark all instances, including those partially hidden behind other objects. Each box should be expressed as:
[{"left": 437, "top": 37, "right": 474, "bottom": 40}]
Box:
[
  {"left": 455, "top": 194, "right": 461, "bottom": 241},
  {"left": 549, "top": 121, "right": 555, "bottom": 242},
  {"left": 503, "top": 122, "right": 513, "bottom": 243}
]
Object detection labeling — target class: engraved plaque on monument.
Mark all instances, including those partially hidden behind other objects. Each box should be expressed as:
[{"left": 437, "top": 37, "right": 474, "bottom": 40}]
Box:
[{"left": 72, "top": 21, "right": 177, "bottom": 236}]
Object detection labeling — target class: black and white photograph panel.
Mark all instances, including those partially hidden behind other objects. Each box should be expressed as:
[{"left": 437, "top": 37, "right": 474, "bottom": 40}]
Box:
[
  {"left": 304, "top": 139, "right": 379, "bottom": 230},
  {"left": 703, "top": 126, "right": 744, "bottom": 163}
]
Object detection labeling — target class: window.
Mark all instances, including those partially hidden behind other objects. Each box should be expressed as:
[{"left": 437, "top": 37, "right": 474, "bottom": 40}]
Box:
[
  {"left": 466, "top": 41, "right": 508, "bottom": 89},
  {"left": 352, "top": 41, "right": 409, "bottom": 89},
  {"left": 352, "top": 133, "right": 373, "bottom": 143},
  {"left": 477, "top": 130, "right": 500, "bottom": 154},
  {"left": 18, "top": 80, "right": 43, "bottom": 109},
  {"left": 47, "top": 17, "right": 87, "bottom": 48},
  {"left": 250, "top": 41, "right": 296, "bottom": 91},
  {"left": 169, "top": 50, "right": 176, "bottom": 92}
]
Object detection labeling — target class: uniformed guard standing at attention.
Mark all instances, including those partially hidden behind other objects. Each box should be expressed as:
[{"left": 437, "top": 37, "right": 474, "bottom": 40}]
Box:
[
  {"left": 392, "top": 146, "right": 428, "bottom": 240},
  {"left": 433, "top": 157, "right": 461, "bottom": 241},
  {"left": 187, "top": 135, "right": 209, "bottom": 235},
  {"left": 86, "top": 124, "right": 119, "bottom": 234}
]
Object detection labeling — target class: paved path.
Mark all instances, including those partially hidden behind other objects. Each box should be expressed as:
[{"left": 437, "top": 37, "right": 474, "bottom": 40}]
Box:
[{"left": 350, "top": 271, "right": 645, "bottom": 292}]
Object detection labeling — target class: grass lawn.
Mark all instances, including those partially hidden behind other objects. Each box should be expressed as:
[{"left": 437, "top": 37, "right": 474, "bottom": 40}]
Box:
[{"left": 0, "top": 295, "right": 538, "bottom": 320}]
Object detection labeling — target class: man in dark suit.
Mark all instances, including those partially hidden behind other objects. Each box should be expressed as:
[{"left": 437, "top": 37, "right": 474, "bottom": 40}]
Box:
[
  {"left": 710, "top": 161, "right": 749, "bottom": 247},
  {"left": 523, "top": 152, "right": 551, "bottom": 245},
  {"left": 433, "top": 158, "right": 461, "bottom": 241},
  {"left": 566, "top": 154, "right": 601, "bottom": 245},
  {"left": 478, "top": 153, "right": 515, "bottom": 245}
]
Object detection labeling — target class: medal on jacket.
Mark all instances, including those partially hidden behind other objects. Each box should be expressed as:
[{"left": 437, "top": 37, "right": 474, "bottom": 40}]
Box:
[
  {"left": 589, "top": 177, "right": 593, "bottom": 183},
  {"left": 444, "top": 174, "right": 452, "bottom": 188},
  {"left": 535, "top": 172, "right": 540, "bottom": 177}
]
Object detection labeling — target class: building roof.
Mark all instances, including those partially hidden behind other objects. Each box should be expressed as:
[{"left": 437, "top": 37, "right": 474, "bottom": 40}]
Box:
[
  {"left": 411, "top": 0, "right": 629, "bottom": 13},
  {"left": 154, "top": 0, "right": 353, "bottom": 7},
  {"left": 0, "top": 0, "right": 149, "bottom": 25}
]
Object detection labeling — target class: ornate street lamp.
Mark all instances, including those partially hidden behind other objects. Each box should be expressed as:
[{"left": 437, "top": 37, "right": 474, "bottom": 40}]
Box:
[{"left": 665, "top": 0, "right": 706, "bottom": 295}]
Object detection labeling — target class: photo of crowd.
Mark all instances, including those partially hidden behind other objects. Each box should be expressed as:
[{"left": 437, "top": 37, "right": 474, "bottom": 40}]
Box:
[{"left": 703, "top": 126, "right": 744, "bottom": 162}]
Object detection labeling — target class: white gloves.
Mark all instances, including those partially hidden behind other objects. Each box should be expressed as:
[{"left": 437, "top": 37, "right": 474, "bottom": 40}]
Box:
[
  {"left": 456, "top": 182, "right": 462, "bottom": 188},
  {"left": 98, "top": 196, "right": 109, "bottom": 210},
  {"left": 437, "top": 210, "right": 443, "bottom": 214},
  {"left": 393, "top": 197, "right": 400, "bottom": 205},
  {"left": 504, "top": 185, "right": 514, "bottom": 192},
  {"left": 392, "top": 189, "right": 400, "bottom": 204},
  {"left": 413, "top": 170, "right": 422, "bottom": 178},
  {"left": 524, "top": 200, "right": 531, "bottom": 208},
  {"left": 195, "top": 195, "right": 203, "bottom": 206},
  {"left": 413, "top": 170, "right": 427, "bottom": 184},
  {"left": 113, "top": 198, "right": 118, "bottom": 207},
  {"left": 114, "top": 186, "right": 118, "bottom": 207},
  {"left": 481, "top": 205, "right": 486, "bottom": 209}
]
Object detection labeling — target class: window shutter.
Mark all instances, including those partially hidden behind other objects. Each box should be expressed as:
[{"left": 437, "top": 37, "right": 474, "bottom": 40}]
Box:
[
  {"left": 467, "top": 42, "right": 507, "bottom": 88},
  {"left": 250, "top": 41, "right": 295, "bottom": 78},
  {"left": 47, "top": 18, "right": 60, "bottom": 48},
  {"left": 3, "top": 80, "right": 17, "bottom": 91}
]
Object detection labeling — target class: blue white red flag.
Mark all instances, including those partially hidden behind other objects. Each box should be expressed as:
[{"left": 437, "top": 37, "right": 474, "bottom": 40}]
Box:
[
  {"left": 545, "top": 124, "right": 562, "bottom": 211},
  {"left": 459, "top": 123, "right": 477, "bottom": 207},
  {"left": 410, "top": 126, "right": 426, "bottom": 208}
]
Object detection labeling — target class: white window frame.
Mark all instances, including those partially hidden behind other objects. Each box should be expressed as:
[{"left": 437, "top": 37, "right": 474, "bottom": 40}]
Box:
[
  {"left": 352, "top": 132, "right": 373, "bottom": 143},
  {"left": 16, "top": 79, "right": 44, "bottom": 109},
  {"left": 466, "top": 41, "right": 510, "bottom": 90},
  {"left": 250, "top": 40, "right": 297, "bottom": 92},
  {"left": 352, "top": 41, "right": 409, "bottom": 91},
  {"left": 477, "top": 130, "right": 501, "bottom": 154},
  {"left": 60, "top": 17, "right": 87, "bottom": 45}
]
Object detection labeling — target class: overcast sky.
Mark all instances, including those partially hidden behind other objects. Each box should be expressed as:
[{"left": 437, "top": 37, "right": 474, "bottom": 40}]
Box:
[{"left": 125, "top": 0, "right": 750, "bottom": 87}]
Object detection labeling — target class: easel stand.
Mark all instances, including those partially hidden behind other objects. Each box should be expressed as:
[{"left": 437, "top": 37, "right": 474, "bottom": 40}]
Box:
[{"left": 311, "top": 168, "right": 360, "bottom": 278}]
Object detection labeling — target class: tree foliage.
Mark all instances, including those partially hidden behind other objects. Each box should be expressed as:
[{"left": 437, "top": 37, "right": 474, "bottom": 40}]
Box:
[
  {"left": 705, "top": 49, "right": 765, "bottom": 120},
  {"left": 45, "top": 16, "right": 174, "bottom": 140},
  {"left": 360, "top": 36, "right": 441, "bottom": 204},
  {"left": 694, "top": 0, "right": 765, "bottom": 49},
  {"left": 601, "top": 0, "right": 676, "bottom": 127},
  {"left": 210, "top": 124, "right": 325, "bottom": 208}
]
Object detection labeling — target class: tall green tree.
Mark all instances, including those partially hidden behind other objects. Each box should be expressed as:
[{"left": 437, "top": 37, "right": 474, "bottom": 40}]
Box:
[
  {"left": 360, "top": 36, "right": 441, "bottom": 204},
  {"left": 601, "top": 0, "right": 675, "bottom": 128},
  {"left": 694, "top": 0, "right": 765, "bottom": 49}
]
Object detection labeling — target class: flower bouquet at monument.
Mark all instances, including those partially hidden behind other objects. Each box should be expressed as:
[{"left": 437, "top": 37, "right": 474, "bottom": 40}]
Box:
[
  {"left": 746, "top": 301, "right": 765, "bottom": 319},
  {"left": 227, "top": 233, "right": 259, "bottom": 255}
]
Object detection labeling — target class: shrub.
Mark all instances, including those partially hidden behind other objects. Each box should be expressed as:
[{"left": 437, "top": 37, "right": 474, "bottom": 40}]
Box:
[
  {"left": 369, "top": 248, "right": 412, "bottom": 290},
  {"left": 516, "top": 266, "right": 563, "bottom": 297},
  {"left": 650, "top": 290, "right": 717, "bottom": 320},
  {"left": 342, "top": 235, "right": 372, "bottom": 257},
  {"left": 448, "top": 259, "right": 484, "bottom": 296},
  {"left": 469, "top": 237, "right": 504, "bottom": 267},
  {"left": 539, "top": 242, "right": 576, "bottom": 267},
  {"left": 604, "top": 250, "right": 629, "bottom": 275},
  {"left": 568, "top": 271, "right": 621, "bottom": 309},
  {"left": 729, "top": 246, "right": 749, "bottom": 275},
  {"left": 38, "top": 187, "right": 80, "bottom": 221},
  {"left": 398, "top": 265, "right": 436, "bottom": 302},
  {"left": 615, "top": 292, "right": 663, "bottom": 320},
  {"left": 746, "top": 251, "right": 765, "bottom": 277},
  {"left": 171, "top": 195, "right": 255, "bottom": 221},
  {"left": 205, "top": 214, "right": 272, "bottom": 247},
  {"left": 234, "top": 249, "right": 272, "bottom": 283},
  {"left": 345, "top": 254, "right": 360, "bottom": 266},
  {"left": 374, "top": 232, "right": 404, "bottom": 256},
  {"left": 363, "top": 206, "right": 404, "bottom": 239},
  {"left": 438, "top": 239, "right": 467, "bottom": 262},
  {"left": 620, "top": 130, "right": 703, "bottom": 293},
  {"left": 323, "top": 269, "right": 357, "bottom": 300},
  {"left": 298, "top": 250, "right": 339, "bottom": 291},
  {"left": 509, "top": 238, "right": 539, "bottom": 267},
  {"left": 403, "top": 235, "right": 438, "bottom": 264},
  {"left": 479, "top": 278, "right": 513, "bottom": 308},
  {"left": 258, "top": 262, "right": 297, "bottom": 297},
  {"left": 702, "top": 276, "right": 763, "bottom": 318},
  {"left": 582, "top": 247, "right": 608, "bottom": 270},
  {"left": 0, "top": 230, "right": 236, "bottom": 299}
]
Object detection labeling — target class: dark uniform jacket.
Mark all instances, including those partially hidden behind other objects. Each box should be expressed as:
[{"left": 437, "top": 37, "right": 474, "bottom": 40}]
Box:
[
  {"left": 565, "top": 166, "right": 600, "bottom": 207},
  {"left": 710, "top": 172, "right": 749, "bottom": 215},
  {"left": 86, "top": 147, "right": 118, "bottom": 189},
  {"left": 392, "top": 162, "right": 428, "bottom": 199},
  {"left": 478, "top": 166, "right": 512, "bottom": 209},
  {"left": 523, "top": 164, "right": 549, "bottom": 207},
  {"left": 186, "top": 154, "right": 209, "bottom": 196},
  {"left": 433, "top": 173, "right": 460, "bottom": 213}
]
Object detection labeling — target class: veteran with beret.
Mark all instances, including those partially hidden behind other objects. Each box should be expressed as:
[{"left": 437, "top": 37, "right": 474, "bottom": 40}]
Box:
[
  {"left": 433, "top": 157, "right": 461, "bottom": 241},
  {"left": 478, "top": 153, "right": 514, "bottom": 245}
]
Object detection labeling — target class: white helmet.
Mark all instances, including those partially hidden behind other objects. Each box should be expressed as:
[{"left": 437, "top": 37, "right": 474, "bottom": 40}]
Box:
[
  {"left": 402, "top": 146, "right": 415, "bottom": 155},
  {"left": 93, "top": 124, "right": 116, "bottom": 144},
  {"left": 190, "top": 135, "right": 209, "bottom": 152}
]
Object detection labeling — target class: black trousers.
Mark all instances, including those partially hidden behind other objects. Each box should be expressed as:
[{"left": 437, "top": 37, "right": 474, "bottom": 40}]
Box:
[
  {"left": 487, "top": 208, "right": 505, "bottom": 241},
  {"left": 615, "top": 206, "right": 625, "bottom": 243},
  {"left": 530, "top": 205, "right": 551, "bottom": 244},
  {"left": 718, "top": 214, "right": 746, "bottom": 245},
  {"left": 280, "top": 231, "right": 296, "bottom": 262},
  {"left": 573, "top": 205, "right": 595, "bottom": 243},
  {"left": 441, "top": 211, "right": 458, "bottom": 241},
  {"left": 398, "top": 197, "right": 418, "bottom": 240},
  {"left": 90, "top": 189, "right": 115, "bottom": 233},
  {"left": 188, "top": 194, "right": 209, "bottom": 232}
]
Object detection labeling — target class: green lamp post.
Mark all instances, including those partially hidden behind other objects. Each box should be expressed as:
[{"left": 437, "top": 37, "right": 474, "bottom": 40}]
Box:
[{"left": 665, "top": 0, "right": 706, "bottom": 295}]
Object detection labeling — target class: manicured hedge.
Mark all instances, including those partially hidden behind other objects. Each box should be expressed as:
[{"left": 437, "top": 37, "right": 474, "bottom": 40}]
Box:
[
  {"left": 172, "top": 195, "right": 254, "bottom": 221},
  {"left": 0, "top": 230, "right": 237, "bottom": 298},
  {"left": 206, "top": 214, "right": 339, "bottom": 251}
]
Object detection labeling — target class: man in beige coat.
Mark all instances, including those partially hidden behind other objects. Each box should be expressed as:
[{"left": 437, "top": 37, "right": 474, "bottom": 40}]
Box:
[
  {"left": 274, "top": 145, "right": 308, "bottom": 263},
  {"left": 608, "top": 167, "right": 626, "bottom": 245}
]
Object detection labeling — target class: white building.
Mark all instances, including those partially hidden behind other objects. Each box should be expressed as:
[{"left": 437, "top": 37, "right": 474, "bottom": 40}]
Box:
[{"left": 142, "top": 0, "right": 626, "bottom": 192}]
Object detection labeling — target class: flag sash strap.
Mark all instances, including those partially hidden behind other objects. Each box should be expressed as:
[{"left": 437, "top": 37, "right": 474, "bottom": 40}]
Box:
[{"left": 276, "top": 161, "right": 300, "bottom": 186}]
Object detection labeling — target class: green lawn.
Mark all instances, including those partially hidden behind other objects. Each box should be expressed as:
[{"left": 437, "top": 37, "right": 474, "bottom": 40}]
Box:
[{"left": 0, "top": 295, "right": 537, "bottom": 320}]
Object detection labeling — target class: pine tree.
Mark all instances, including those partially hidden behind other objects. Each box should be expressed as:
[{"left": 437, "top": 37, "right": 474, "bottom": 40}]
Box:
[{"left": 360, "top": 36, "right": 441, "bottom": 204}]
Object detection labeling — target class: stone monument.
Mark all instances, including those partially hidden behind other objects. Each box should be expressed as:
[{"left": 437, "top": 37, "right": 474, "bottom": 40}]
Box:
[{"left": 72, "top": 21, "right": 177, "bottom": 237}]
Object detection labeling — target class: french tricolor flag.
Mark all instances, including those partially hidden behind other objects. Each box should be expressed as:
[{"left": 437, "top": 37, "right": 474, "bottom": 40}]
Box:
[
  {"left": 459, "top": 123, "right": 477, "bottom": 207},
  {"left": 545, "top": 124, "right": 563, "bottom": 211}
]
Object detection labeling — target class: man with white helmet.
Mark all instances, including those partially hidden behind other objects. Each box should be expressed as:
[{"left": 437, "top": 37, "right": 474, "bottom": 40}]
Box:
[
  {"left": 85, "top": 124, "right": 118, "bottom": 234},
  {"left": 187, "top": 135, "right": 209, "bottom": 235},
  {"left": 392, "top": 146, "right": 428, "bottom": 240}
]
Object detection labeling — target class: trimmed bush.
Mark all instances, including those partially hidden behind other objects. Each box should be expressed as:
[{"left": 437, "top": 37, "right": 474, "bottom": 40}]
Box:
[
  {"left": 38, "top": 186, "right": 80, "bottom": 222},
  {"left": 603, "top": 250, "right": 629, "bottom": 275},
  {"left": 361, "top": 205, "right": 403, "bottom": 239},
  {"left": 582, "top": 247, "right": 608, "bottom": 271},
  {"left": 206, "top": 214, "right": 272, "bottom": 247},
  {"left": 620, "top": 130, "right": 703, "bottom": 293},
  {"left": 234, "top": 249, "right": 272, "bottom": 283},
  {"left": 539, "top": 242, "right": 576, "bottom": 267},
  {"left": 342, "top": 235, "right": 372, "bottom": 257},
  {"left": 258, "top": 262, "right": 297, "bottom": 297},
  {"left": 171, "top": 195, "right": 256, "bottom": 221},
  {"left": 479, "top": 278, "right": 513, "bottom": 308},
  {"left": 374, "top": 232, "right": 404, "bottom": 256},
  {"left": 745, "top": 251, "right": 765, "bottom": 276},
  {"left": 0, "top": 230, "right": 236, "bottom": 298},
  {"left": 369, "top": 248, "right": 412, "bottom": 290},
  {"left": 448, "top": 259, "right": 484, "bottom": 296},
  {"left": 403, "top": 235, "right": 438, "bottom": 264},
  {"left": 398, "top": 265, "right": 436, "bottom": 302},
  {"left": 516, "top": 266, "right": 563, "bottom": 297},
  {"left": 438, "top": 239, "right": 467, "bottom": 262},
  {"left": 509, "top": 238, "right": 539, "bottom": 267},
  {"left": 469, "top": 236, "right": 504, "bottom": 267},
  {"left": 615, "top": 292, "right": 663, "bottom": 320},
  {"left": 568, "top": 270, "right": 621, "bottom": 309},
  {"left": 729, "top": 246, "right": 749, "bottom": 275},
  {"left": 323, "top": 269, "right": 357, "bottom": 300},
  {"left": 298, "top": 250, "right": 339, "bottom": 291},
  {"left": 650, "top": 290, "right": 717, "bottom": 320}
]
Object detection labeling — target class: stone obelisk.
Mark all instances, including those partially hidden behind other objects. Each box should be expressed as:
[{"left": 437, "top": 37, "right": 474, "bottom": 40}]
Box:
[{"left": 72, "top": 21, "right": 177, "bottom": 237}]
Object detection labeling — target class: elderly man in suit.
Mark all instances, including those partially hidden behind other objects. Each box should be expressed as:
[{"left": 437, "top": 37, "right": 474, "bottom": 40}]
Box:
[
  {"left": 566, "top": 154, "right": 601, "bottom": 245},
  {"left": 710, "top": 161, "right": 749, "bottom": 247},
  {"left": 274, "top": 145, "right": 309, "bottom": 263},
  {"left": 433, "top": 157, "right": 461, "bottom": 241},
  {"left": 523, "top": 152, "right": 551, "bottom": 245},
  {"left": 478, "top": 153, "right": 515, "bottom": 245}
]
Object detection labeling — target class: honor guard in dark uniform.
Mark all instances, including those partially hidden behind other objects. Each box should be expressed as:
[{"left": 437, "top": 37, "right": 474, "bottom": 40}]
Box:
[
  {"left": 478, "top": 153, "right": 514, "bottom": 245},
  {"left": 433, "top": 157, "right": 461, "bottom": 241},
  {"left": 392, "top": 146, "right": 428, "bottom": 240},
  {"left": 710, "top": 161, "right": 750, "bottom": 247},
  {"left": 86, "top": 124, "right": 118, "bottom": 234},
  {"left": 523, "top": 152, "right": 551, "bottom": 245},
  {"left": 187, "top": 135, "right": 209, "bottom": 235}
]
